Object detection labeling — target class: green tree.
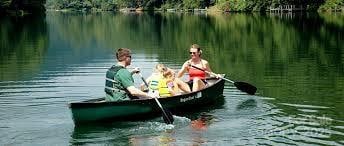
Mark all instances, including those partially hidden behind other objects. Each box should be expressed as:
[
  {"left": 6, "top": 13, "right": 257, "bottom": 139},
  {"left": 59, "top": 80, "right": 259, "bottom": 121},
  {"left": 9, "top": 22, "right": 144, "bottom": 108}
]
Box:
[
  {"left": 319, "top": 0, "right": 343, "bottom": 11},
  {"left": 0, "top": 0, "right": 46, "bottom": 14}
]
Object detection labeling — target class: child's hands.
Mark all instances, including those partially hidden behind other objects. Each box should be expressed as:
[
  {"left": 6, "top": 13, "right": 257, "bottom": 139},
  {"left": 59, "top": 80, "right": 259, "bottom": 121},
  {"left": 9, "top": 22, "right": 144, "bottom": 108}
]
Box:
[{"left": 167, "top": 81, "right": 174, "bottom": 88}]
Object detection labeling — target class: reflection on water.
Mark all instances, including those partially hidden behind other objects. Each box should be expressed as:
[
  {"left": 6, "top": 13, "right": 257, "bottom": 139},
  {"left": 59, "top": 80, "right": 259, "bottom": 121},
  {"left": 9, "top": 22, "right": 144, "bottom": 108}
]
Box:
[
  {"left": 236, "top": 98, "right": 258, "bottom": 110},
  {"left": 0, "top": 12, "right": 343, "bottom": 145},
  {"left": 71, "top": 117, "right": 187, "bottom": 145},
  {"left": 190, "top": 112, "right": 216, "bottom": 131},
  {"left": 0, "top": 15, "right": 48, "bottom": 81}
]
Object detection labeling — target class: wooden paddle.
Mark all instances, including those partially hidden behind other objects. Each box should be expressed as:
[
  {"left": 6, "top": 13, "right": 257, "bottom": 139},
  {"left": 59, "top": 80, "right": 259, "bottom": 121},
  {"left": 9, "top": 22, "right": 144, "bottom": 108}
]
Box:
[
  {"left": 138, "top": 73, "right": 174, "bottom": 124},
  {"left": 190, "top": 65, "right": 257, "bottom": 95}
]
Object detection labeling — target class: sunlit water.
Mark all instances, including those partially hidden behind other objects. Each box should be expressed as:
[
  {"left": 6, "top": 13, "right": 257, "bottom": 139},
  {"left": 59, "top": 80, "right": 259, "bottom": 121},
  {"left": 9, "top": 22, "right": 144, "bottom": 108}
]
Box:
[{"left": 0, "top": 12, "right": 343, "bottom": 145}]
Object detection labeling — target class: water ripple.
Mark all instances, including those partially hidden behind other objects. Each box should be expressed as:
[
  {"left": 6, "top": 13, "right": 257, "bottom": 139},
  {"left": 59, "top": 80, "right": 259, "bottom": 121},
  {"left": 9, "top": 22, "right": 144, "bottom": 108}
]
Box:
[{"left": 279, "top": 103, "right": 330, "bottom": 109}]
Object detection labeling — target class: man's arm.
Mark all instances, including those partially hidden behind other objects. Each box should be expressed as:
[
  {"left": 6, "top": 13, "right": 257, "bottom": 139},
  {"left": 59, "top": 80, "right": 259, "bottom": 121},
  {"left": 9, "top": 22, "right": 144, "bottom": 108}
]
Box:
[
  {"left": 117, "top": 69, "right": 151, "bottom": 99},
  {"left": 127, "top": 86, "right": 151, "bottom": 99}
]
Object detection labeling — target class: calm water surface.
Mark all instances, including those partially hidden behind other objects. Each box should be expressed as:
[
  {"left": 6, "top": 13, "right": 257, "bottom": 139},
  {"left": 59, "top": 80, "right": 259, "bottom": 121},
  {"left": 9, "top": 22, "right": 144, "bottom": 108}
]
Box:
[{"left": 0, "top": 12, "right": 343, "bottom": 145}]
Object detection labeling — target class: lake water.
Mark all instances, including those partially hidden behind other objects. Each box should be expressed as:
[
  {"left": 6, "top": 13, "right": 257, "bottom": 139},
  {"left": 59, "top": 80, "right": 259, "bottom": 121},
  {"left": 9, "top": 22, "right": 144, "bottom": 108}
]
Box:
[{"left": 0, "top": 11, "right": 343, "bottom": 145}]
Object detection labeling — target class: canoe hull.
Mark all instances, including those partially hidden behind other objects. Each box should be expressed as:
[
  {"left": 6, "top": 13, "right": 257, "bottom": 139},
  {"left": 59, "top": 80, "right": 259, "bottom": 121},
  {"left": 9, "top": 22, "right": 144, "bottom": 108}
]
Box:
[{"left": 69, "top": 76, "right": 225, "bottom": 123}]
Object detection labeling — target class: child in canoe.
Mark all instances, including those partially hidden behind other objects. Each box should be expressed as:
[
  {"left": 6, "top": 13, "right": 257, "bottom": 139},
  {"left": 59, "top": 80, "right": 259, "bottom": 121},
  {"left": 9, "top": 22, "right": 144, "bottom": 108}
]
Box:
[
  {"left": 141, "top": 64, "right": 165, "bottom": 97},
  {"left": 158, "top": 66, "right": 191, "bottom": 97}
]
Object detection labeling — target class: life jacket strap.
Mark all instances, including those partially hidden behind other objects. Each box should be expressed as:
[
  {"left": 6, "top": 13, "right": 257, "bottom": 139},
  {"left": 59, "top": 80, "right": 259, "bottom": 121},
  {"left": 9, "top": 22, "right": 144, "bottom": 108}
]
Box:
[
  {"left": 106, "top": 78, "right": 119, "bottom": 83},
  {"left": 105, "top": 86, "right": 127, "bottom": 94}
]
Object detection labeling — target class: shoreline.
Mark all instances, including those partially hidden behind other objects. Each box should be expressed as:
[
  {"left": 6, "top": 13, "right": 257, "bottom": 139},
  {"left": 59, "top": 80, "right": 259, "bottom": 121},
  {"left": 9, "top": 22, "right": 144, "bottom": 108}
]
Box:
[
  {"left": 1, "top": 6, "right": 342, "bottom": 17},
  {"left": 44, "top": 6, "right": 343, "bottom": 14}
]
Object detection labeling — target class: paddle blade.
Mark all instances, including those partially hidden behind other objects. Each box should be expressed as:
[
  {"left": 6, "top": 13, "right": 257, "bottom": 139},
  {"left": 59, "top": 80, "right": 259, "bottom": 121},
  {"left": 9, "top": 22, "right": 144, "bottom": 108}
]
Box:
[
  {"left": 162, "top": 108, "right": 174, "bottom": 124},
  {"left": 234, "top": 82, "right": 257, "bottom": 95}
]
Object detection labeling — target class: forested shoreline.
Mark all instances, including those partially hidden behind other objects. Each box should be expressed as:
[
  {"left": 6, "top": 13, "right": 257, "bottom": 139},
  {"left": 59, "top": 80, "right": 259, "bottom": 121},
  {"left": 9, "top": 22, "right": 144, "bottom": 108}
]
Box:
[
  {"left": 0, "top": 0, "right": 46, "bottom": 15},
  {"left": 0, "top": 0, "right": 343, "bottom": 16},
  {"left": 45, "top": 0, "right": 342, "bottom": 12}
]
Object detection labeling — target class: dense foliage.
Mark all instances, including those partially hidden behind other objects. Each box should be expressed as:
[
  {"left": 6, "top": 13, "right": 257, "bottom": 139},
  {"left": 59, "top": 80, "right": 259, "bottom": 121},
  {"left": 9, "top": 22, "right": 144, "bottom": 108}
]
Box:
[
  {"left": 0, "top": 0, "right": 342, "bottom": 15},
  {"left": 319, "top": 0, "right": 343, "bottom": 12},
  {"left": 0, "top": 0, "right": 46, "bottom": 14},
  {"left": 43, "top": 0, "right": 341, "bottom": 12}
]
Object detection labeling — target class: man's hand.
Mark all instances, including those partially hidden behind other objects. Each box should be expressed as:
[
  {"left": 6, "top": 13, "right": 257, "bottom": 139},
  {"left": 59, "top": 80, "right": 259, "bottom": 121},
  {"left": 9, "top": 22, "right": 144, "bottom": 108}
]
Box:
[{"left": 131, "top": 67, "right": 140, "bottom": 74}]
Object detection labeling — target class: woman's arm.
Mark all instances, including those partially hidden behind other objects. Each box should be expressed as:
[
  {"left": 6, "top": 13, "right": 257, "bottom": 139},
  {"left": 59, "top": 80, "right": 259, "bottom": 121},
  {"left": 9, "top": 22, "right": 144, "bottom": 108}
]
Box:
[
  {"left": 203, "top": 60, "right": 212, "bottom": 76},
  {"left": 203, "top": 60, "right": 220, "bottom": 78},
  {"left": 177, "top": 61, "right": 189, "bottom": 78}
]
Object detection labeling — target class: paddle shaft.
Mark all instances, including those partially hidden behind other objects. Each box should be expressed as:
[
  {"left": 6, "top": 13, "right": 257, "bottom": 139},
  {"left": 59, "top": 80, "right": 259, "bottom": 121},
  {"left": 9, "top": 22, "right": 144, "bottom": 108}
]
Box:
[
  {"left": 190, "top": 65, "right": 257, "bottom": 95},
  {"left": 190, "top": 65, "right": 234, "bottom": 83},
  {"left": 139, "top": 73, "right": 173, "bottom": 124}
]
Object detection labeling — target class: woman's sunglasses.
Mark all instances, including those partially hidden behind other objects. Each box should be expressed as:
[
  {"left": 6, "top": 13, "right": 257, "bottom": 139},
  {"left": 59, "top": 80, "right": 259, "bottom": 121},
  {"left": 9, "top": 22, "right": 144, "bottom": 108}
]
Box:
[{"left": 189, "top": 51, "right": 197, "bottom": 55}]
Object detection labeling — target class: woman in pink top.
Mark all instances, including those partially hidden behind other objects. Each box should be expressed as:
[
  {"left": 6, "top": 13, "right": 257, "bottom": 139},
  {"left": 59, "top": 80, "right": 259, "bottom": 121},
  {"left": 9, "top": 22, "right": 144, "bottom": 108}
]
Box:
[{"left": 177, "top": 44, "right": 213, "bottom": 91}]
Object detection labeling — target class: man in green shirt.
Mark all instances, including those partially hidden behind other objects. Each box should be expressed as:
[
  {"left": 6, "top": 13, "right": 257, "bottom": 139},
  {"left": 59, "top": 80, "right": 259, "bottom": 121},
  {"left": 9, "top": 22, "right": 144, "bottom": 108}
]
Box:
[{"left": 105, "top": 48, "right": 152, "bottom": 101}]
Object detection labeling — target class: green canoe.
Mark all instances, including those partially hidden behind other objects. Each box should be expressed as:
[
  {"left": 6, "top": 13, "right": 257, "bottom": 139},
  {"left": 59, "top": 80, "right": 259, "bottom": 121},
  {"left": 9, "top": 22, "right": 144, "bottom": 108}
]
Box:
[{"left": 69, "top": 75, "right": 225, "bottom": 124}]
